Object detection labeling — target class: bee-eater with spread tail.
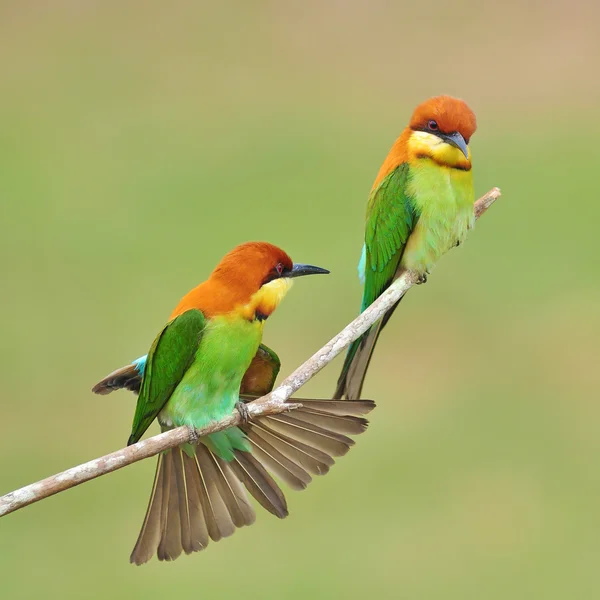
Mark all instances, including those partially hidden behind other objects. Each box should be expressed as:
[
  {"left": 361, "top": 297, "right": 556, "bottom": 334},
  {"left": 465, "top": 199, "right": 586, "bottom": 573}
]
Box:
[
  {"left": 93, "top": 242, "right": 374, "bottom": 564},
  {"left": 334, "top": 95, "right": 477, "bottom": 400}
]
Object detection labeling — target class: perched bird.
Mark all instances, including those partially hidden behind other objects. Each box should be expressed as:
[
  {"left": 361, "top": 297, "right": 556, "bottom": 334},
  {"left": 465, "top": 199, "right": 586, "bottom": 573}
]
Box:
[
  {"left": 93, "top": 242, "right": 374, "bottom": 564},
  {"left": 334, "top": 95, "right": 477, "bottom": 400}
]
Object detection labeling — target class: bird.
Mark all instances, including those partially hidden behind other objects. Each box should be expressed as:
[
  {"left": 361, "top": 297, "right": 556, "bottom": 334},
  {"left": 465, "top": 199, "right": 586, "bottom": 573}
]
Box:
[
  {"left": 93, "top": 241, "right": 374, "bottom": 564},
  {"left": 334, "top": 95, "right": 477, "bottom": 400}
]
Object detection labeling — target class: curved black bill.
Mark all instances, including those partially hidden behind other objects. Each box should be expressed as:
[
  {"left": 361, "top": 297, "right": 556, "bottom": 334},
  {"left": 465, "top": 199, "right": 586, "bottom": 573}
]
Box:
[
  {"left": 440, "top": 131, "right": 469, "bottom": 160},
  {"left": 287, "top": 263, "right": 330, "bottom": 278}
]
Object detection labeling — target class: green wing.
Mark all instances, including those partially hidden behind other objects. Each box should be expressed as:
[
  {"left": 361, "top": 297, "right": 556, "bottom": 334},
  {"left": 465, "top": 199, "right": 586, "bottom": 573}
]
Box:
[
  {"left": 334, "top": 163, "right": 418, "bottom": 397},
  {"left": 240, "top": 343, "right": 281, "bottom": 398},
  {"left": 128, "top": 309, "right": 206, "bottom": 445},
  {"left": 362, "top": 162, "right": 418, "bottom": 310}
]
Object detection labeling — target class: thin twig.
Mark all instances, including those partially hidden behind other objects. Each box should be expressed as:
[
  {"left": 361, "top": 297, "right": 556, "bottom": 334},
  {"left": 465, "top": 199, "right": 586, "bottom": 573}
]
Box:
[{"left": 0, "top": 187, "right": 501, "bottom": 518}]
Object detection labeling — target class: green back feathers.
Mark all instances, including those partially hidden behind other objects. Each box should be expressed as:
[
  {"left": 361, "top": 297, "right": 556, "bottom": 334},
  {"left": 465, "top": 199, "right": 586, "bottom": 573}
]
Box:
[{"left": 128, "top": 309, "right": 206, "bottom": 445}]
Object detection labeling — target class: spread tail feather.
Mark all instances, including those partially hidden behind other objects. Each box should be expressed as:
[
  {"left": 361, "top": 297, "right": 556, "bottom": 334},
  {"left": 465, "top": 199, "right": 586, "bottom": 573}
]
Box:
[
  {"left": 130, "top": 444, "right": 256, "bottom": 565},
  {"left": 130, "top": 398, "right": 375, "bottom": 563},
  {"left": 241, "top": 398, "right": 374, "bottom": 490}
]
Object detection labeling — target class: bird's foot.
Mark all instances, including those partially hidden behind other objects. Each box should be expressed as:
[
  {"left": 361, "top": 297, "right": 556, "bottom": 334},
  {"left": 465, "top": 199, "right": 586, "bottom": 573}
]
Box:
[
  {"left": 416, "top": 273, "right": 428, "bottom": 285},
  {"left": 236, "top": 401, "right": 251, "bottom": 424},
  {"left": 188, "top": 426, "right": 199, "bottom": 445}
]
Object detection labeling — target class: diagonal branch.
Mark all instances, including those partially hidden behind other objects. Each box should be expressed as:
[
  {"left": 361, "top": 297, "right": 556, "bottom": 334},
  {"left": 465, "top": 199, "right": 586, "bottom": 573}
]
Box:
[{"left": 0, "top": 187, "right": 501, "bottom": 518}]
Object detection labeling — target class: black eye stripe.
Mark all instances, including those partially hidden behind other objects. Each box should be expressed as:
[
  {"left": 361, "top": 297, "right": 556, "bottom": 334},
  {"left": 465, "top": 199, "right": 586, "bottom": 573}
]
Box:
[{"left": 261, "top": 263, "right": 286, "bottom": 286}]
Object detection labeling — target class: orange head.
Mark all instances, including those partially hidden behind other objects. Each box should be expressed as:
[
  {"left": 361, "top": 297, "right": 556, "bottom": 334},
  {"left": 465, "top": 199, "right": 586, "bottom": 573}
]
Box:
[
  {"left": 373, "top": 95, "right": 477, "bottom": 188},
  {"left": 170, "top": 242, "right": 329, "bottom": 321},
  {"left": 408, "top": 96, "right": 476, "bottom": 148}
]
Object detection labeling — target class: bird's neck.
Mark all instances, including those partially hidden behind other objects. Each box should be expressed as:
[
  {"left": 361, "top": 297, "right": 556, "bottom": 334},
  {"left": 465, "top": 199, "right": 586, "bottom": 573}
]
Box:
[
  {"left": 371, "top": 128, "right": 472, "bottom": 194},
  {"left": 407, "top": 130, "right": 472, "bottom": 171},
  {"left": 371, "top": 129, "right": 411, "bottom": 190},
  {"left": 169, "top": 278, "right": 292, "bottom": 322},
  {"left": 236, "top": 278, "right": 293, "bottom": 322}
]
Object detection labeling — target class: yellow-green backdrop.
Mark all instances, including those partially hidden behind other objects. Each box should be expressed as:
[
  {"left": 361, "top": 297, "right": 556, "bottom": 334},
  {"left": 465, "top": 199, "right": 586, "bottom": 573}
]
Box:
[{"left": 1, "top": 2, "right": 599, "bottom": 599}]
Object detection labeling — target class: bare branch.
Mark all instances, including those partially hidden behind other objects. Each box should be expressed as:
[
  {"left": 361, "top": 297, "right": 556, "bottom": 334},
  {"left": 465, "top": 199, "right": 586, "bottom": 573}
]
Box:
[
  {"left": 475, "top": 186, "right": 501, "bottom": 218},
  {"left": 0, "top": 187, "right": 501, "bottom": 518}
]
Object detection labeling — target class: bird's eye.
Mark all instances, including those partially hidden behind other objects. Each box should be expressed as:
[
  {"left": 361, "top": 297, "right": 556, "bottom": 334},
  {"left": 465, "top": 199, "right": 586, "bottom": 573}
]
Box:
[
  {"left": 427, "top": 120, "right": 439, "bottom": 131},
  {"left": 275, "top": 263, "right": 284, "bottom": 276}
]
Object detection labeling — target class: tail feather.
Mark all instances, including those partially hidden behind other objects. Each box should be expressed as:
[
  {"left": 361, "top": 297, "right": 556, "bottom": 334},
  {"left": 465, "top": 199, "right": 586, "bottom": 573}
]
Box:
[
  {"left": 262, "top": 414, "right": 355, "bottom": 457},
  {"left": 213, "top": 454, "right": 257, "bottom": 527},
  {"left": 166, "top": 452, "right": 186, "bottom": 560},
  {"left": 289, "top": 407, "right": 369, "bottom": 435},
  {"left": 157, "top": 452, "right": 179, "bottom": 561},
  {"left": 181, "top": 453, "right": 210, "bottom": 552},
  {"left": 129, "top": 454, "right": 166, "bottom": 565},
  {"left": 334, "top": 294, "right": 406, "bottom": 400},
  {"left": 247, "top": 421, "right": 334, "bottom": 475},
  {"left": 229, "top": 451, "right": 288, "bottom": 519},
  {"left": 193, "top": 445, "right": 237, "bottom": 540},
  {"left": 243, "top": 399, "right": 375, "bottom": 490},
  {"left": 130, "top": 445, "right": 251, "bottom": 565},
  {"left": 196, "top": 445, "right": 254, "bottom": 529},
  {"left": 285, "top": 398, "right": 376, "bottom": 416},
  {"left": 333, "top": 322, "right": 383, "bottom": 400},
  {"left": 130, "top": 398, "right": 375, "bottom": 564},
  {"left": 245, "top": 428, "right": 312, "bottom": 491},
  {"left": 171, "top": 449, "right": 193, "bottom": 554}
]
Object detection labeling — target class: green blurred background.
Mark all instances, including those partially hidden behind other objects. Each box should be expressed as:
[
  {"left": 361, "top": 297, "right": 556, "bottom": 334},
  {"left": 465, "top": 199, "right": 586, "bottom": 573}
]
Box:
[{"left": 1, "top": 1, "right": 599, "bottom": 598}]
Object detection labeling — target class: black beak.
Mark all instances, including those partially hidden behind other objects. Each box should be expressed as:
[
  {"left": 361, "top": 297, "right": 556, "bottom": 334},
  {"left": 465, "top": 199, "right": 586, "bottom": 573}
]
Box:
[
  {"left": 440, "top": 131, "right": 469, "bottom": 160},
  {"left": 287, "top": 263, "right": 330, "bottom": 278}
]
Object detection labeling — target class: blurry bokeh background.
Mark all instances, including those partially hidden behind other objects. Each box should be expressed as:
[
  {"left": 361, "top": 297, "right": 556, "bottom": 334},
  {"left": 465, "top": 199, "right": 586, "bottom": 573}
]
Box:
[{"left": 1, "top": 1, "right": 599, "bottom": 598}]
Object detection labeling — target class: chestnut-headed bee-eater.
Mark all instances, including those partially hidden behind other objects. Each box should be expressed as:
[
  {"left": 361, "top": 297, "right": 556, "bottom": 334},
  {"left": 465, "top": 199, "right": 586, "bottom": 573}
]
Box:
[
  {"left": 334, "top": 95, "right": 477, "bottom": 400},
  {"left": 93, "top": 242, "right": 374, "bottom": 564}
]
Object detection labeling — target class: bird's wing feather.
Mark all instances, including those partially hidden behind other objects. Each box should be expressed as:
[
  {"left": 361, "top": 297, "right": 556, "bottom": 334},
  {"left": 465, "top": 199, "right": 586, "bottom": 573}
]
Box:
[
  {"left": 333, "top": 164, "right": 417, "bottom": 399},
  {"left": 95, "top": 343, "right": 278, "bottom": 399},
  {"left": 91, "top": 357, "right": 145, "bottom": 395},
  {"left": 362, "top": 162, "right": 418, "bottom": 310},
  {"left": 239, "top": 344, "right": 281, "bottom": 396},
  {"left": 128, "top": 309, "right": 206, "bottom": 445}
]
